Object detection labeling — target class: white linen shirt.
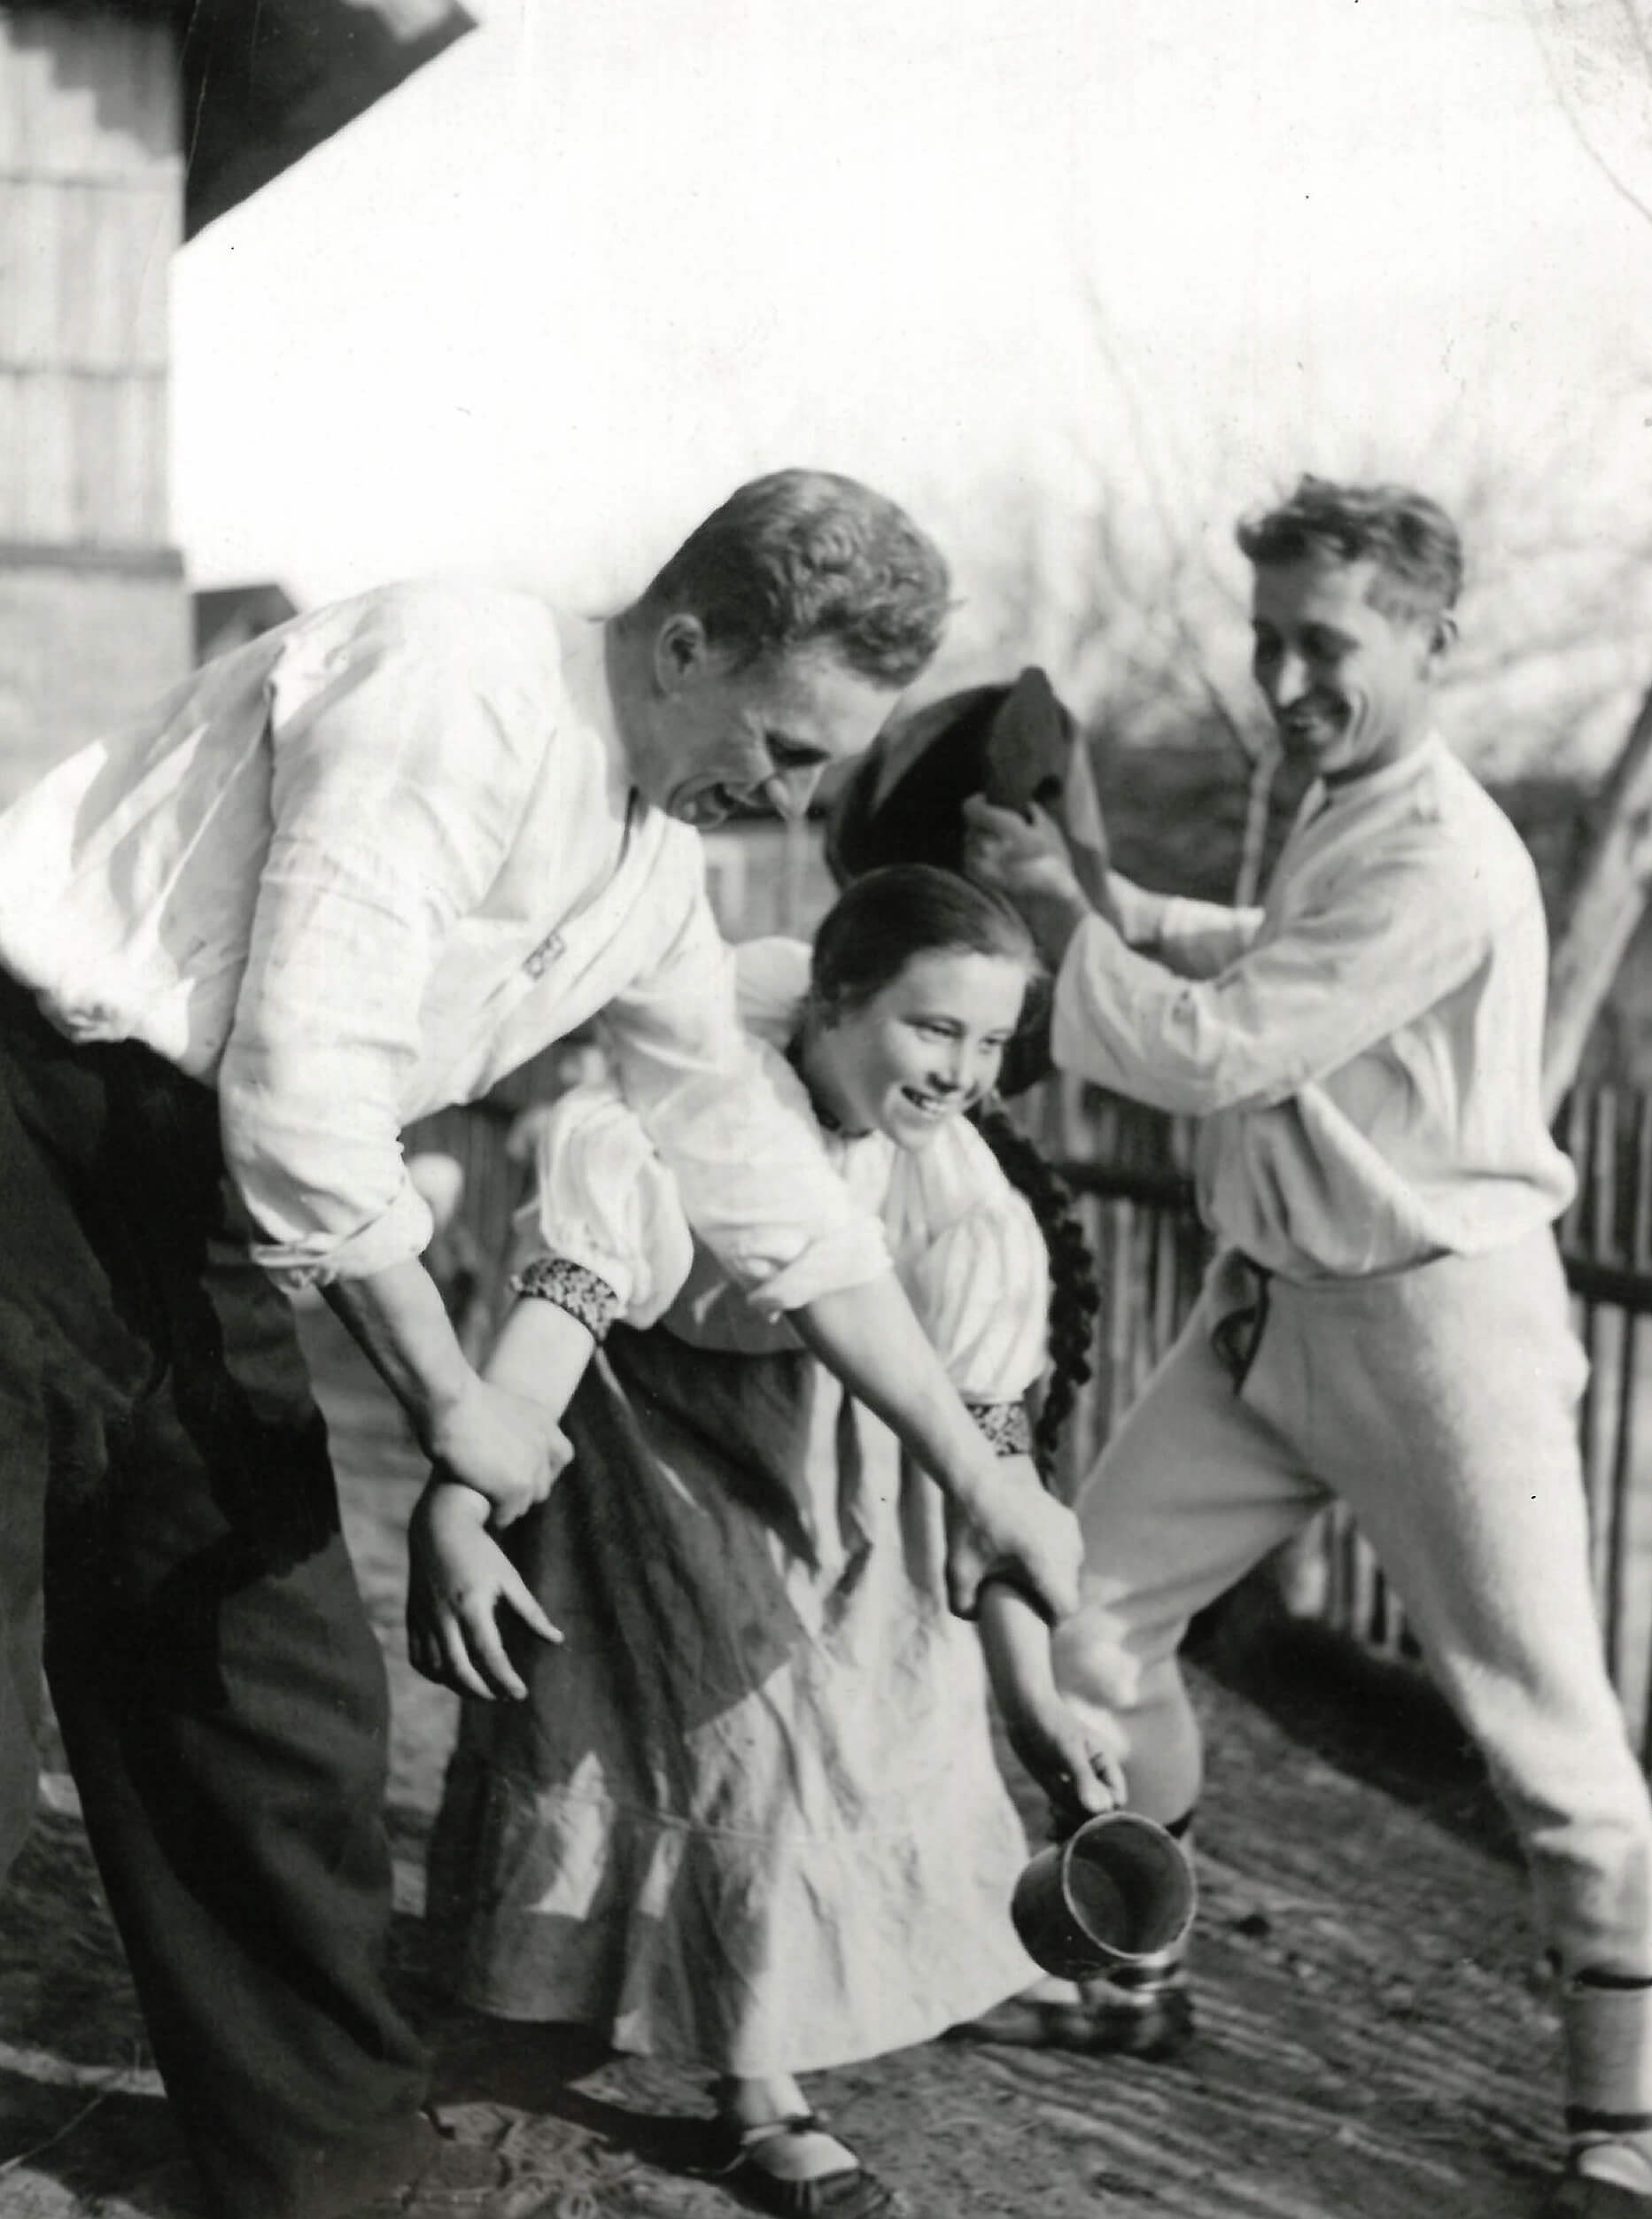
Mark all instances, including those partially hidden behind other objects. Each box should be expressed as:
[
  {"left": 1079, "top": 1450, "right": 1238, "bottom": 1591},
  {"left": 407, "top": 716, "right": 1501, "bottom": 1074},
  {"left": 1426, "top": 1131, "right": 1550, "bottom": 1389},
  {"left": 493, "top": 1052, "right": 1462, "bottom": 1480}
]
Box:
[
  {"left": 0, "top": 580, "right": 888, "bottom": 1300},
  {"left": 1052, "top": 737, "right": 1577, "bottom": 1282}
]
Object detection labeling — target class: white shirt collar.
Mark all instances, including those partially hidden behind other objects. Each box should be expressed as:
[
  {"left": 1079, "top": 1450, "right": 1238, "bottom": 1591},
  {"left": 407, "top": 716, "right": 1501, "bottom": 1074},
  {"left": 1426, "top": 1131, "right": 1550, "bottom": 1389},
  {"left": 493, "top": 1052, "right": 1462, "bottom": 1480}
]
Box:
[
  {"left": 551, "top": 609, "right": 636, "bottom": 805},
  {"left": 1316, "top": 729, "right": 1446, "bottom": 814}
]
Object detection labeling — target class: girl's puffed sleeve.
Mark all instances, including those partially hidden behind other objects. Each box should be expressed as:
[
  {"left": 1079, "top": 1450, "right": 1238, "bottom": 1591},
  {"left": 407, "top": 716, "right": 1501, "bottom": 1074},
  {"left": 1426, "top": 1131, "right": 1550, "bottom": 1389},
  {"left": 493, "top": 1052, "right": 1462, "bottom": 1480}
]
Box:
[
  {"left": 508, "top": 1083, "right": 695, "bottom": 1338},
  {"left": 907, "top": 1194, "right": 1051, "bottom": 1401},
  {"left": 901, "top": 1126, "right": 1051, "bottom": 1457}
]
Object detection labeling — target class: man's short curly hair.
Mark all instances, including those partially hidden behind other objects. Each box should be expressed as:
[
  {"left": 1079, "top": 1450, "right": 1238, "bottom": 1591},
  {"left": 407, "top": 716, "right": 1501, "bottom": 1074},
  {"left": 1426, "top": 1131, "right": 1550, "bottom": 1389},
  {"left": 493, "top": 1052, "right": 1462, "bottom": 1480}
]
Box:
[
  {"left": 644, "top": 469, "right": 951, "bottom": 687},
  {"left": 1236, "top": 476, "right": 1464, "bottom": 622}
]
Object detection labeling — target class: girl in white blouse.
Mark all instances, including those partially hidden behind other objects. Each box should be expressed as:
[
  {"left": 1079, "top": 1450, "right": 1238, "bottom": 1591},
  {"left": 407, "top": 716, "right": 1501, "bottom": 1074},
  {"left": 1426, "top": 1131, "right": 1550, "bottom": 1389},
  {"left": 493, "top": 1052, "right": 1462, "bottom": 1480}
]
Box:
[{"left": 418, "top": 866, "right": 1113, "bottom": 2218}]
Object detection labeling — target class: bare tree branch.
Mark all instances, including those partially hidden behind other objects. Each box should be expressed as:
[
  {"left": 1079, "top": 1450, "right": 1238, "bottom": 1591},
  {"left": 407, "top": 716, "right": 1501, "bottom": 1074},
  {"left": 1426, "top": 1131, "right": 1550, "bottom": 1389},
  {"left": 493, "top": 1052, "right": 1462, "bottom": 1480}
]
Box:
[
  {"left": 1068, "top": 273, "right": 1259, "bottom": 761},
  {"left": 1614, "top": 0, "right": 1652, "bottom": 82},
  {"left": 1522, "top": 0, "right": 1652, "bottom": 229}
]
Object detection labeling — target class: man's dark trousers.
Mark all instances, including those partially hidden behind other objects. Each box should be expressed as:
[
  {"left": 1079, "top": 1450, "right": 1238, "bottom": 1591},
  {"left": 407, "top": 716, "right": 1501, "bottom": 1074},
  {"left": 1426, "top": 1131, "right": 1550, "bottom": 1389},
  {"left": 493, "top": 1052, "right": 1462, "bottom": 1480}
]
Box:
[{"left": 0, "top": 971, "right": 430, "bottom": 2219}]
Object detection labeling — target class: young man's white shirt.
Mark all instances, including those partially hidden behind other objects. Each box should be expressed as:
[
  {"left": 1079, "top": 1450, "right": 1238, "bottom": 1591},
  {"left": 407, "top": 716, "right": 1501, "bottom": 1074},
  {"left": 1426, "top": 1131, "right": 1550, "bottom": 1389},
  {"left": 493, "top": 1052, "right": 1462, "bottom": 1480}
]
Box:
[{"left": 1052, "top": 738, "right": 1576, "bottom": 1280}]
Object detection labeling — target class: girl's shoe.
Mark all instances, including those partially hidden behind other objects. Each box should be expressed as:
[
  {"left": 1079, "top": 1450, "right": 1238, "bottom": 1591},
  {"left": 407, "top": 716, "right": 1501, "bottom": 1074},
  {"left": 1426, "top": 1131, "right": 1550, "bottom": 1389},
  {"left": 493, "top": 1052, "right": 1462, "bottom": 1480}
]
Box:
[{"left": 707, "top": 2111, "right": 907, "bottom": 2218}]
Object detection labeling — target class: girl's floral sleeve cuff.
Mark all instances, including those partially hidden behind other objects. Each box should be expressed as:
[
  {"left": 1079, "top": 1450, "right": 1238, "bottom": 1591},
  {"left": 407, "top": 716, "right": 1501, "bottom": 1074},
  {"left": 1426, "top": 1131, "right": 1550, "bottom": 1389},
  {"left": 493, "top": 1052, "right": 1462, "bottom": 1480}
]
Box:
[
  {"left": 964, "top": 1400, "right": 1034, "bottom": 1459},
  {"left": 508, "top": 1255, "right": 622, "bottom": 1343}
]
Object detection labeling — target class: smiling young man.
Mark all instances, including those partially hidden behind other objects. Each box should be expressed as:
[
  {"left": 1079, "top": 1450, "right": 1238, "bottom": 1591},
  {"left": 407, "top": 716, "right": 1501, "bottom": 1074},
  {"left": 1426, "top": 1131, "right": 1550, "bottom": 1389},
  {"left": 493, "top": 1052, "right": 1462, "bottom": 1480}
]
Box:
[
  {"left": 0, "top": 468, "right": 1082, "bottom": 2219},
  {"left": 963, "top": 477, "right": 1652, "bottom": 2218}
]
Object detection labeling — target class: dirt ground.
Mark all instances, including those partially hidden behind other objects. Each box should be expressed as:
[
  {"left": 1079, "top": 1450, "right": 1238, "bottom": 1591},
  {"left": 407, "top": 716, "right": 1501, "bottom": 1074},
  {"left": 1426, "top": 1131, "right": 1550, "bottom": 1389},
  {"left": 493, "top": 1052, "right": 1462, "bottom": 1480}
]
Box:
[{"left": 0, "top": 1305, "right": 1573, "bottom": 2217}]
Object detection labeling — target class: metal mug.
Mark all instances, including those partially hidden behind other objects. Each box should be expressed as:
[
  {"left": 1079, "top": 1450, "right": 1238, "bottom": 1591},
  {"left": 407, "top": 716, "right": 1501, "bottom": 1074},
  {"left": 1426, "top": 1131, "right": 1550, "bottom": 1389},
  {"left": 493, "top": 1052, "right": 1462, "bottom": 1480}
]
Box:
[{"left": 1011, "top": 1811, "right": 1197, "bottom": 1981}]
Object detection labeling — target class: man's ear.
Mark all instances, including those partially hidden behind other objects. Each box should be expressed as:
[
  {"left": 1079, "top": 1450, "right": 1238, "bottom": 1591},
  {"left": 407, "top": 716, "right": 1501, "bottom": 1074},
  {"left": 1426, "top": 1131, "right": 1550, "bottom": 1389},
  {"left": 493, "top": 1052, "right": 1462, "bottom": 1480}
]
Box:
[
  {"left": 1426, "top": 610, "right": 1459, "bottom": 670},
  {"left": 651, "top": 613, "right": 710, "bottom": 694}
]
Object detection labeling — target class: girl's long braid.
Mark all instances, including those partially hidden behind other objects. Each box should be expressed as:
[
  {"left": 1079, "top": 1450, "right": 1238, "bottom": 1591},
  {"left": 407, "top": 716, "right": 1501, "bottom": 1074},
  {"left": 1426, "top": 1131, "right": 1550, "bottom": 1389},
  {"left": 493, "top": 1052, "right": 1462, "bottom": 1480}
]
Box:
[{"left": 971, "top": 1102, "right": 1101, "bottom": 1480}]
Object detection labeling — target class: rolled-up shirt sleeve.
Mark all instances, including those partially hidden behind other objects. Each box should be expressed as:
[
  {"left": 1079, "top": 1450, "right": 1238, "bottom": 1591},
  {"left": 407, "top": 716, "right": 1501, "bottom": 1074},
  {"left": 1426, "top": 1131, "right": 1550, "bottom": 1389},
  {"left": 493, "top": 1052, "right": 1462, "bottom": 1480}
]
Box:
[
  {"left": 1053, "top": 844, "right": 1501, "bottom": 1115},
  {"left": 599, "top": 879, "right": 890, "bottom": 1310},
  {"left": 514, "top": 1082, "right": 697, "bottom": 1328},
  {"left": 220, "top": 596, "right": 541, "bottom": 1285}
]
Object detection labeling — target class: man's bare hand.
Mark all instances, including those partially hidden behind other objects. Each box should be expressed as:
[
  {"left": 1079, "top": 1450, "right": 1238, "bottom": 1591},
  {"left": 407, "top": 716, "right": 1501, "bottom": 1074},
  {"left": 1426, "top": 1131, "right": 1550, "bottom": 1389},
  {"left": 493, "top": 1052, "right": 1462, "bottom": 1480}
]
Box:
[
  {"left": 426, "top": 1376, "right": 571, "bottom": 1527},
  {"left": 946, "top": 1464, "right": 1084, "bottom": 1625},
  {"left": 407, "top": 1479, "right": 562, "bottom": 1701},
  {"left": 962, "top": 796, "right": 1105, "bottom": 963},
  {"left": 964, "top": 794, "right": 1082, "bottom": 895}
]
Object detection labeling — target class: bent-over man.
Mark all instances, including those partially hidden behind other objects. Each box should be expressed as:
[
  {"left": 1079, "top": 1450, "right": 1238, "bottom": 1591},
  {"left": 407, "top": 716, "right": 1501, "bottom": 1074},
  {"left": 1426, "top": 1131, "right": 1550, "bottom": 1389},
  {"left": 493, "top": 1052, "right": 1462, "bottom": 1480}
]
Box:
[{"left": 0, "top": 469, "right": 1081, "bottom": 2219}]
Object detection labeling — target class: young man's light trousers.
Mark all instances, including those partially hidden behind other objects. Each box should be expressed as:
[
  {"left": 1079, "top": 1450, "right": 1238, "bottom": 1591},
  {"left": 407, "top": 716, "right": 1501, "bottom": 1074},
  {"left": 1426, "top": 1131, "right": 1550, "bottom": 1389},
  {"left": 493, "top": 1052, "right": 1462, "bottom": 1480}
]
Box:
[{"left": 1052, "top": 1232, "right": 1652, "bottom": 1980}]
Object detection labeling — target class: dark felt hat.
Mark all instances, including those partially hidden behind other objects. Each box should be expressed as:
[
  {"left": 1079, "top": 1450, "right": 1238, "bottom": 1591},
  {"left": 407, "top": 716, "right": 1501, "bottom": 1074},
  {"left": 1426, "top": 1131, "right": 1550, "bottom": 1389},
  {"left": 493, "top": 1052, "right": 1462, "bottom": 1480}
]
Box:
[{"left": 826, "top": 665, "right": 1082, "bottom": 884}]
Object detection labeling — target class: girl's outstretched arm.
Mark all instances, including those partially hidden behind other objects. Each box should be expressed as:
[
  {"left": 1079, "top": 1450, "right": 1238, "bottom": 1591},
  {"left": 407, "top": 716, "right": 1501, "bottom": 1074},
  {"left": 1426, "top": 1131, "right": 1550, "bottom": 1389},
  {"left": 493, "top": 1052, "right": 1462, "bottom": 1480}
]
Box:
[{"left": 978, "top": 1565, "right": 1124, "bottom": 1827}]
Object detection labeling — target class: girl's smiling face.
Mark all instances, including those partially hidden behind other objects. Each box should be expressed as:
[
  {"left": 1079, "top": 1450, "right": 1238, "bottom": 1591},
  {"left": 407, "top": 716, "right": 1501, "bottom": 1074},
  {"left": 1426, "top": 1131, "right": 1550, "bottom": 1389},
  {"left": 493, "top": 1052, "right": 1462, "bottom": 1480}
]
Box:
[{"left": 807, "top": 946, "right": 1029, "bottom": 1151}]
